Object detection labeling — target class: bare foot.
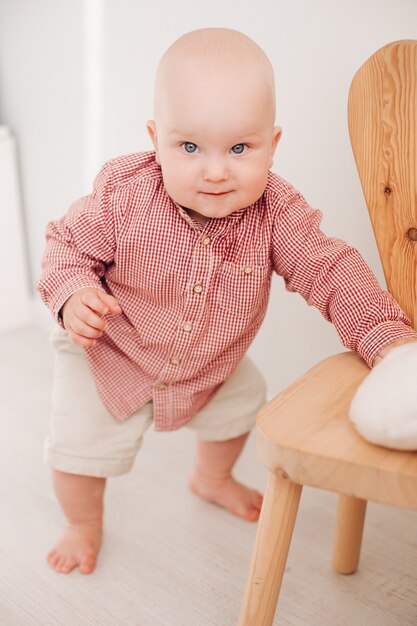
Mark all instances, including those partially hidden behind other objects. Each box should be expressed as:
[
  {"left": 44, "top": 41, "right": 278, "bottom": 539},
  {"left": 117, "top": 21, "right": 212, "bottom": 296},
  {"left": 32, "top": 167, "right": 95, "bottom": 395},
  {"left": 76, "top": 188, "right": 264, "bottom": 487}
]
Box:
[
  {"left": 188, "top": 474, "right": 263, "bottom": 521},
  {"left": 47, "top": 521, "right": 103, "bottom": 574}
]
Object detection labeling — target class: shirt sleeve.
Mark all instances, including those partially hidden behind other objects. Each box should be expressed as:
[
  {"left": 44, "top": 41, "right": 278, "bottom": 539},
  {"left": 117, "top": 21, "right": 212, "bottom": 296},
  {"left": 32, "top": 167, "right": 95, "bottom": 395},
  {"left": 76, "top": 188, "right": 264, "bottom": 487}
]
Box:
[
  {"left": 37, "top": 161, "right": 118, "bottom": 323},
  {"left": 271, "top": 189, "right": 417, "bottom": 367}
]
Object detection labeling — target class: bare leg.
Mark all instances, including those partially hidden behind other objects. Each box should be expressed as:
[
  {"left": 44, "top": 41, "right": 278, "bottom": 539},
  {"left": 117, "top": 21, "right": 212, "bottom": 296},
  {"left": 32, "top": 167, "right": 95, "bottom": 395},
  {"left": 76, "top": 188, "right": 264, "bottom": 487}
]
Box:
[
  {"left": 47, "top": 469, "right": 105, "bottom": 574},
  {"left": 188, "top": 433, "right": 263, "bottom": 521}
]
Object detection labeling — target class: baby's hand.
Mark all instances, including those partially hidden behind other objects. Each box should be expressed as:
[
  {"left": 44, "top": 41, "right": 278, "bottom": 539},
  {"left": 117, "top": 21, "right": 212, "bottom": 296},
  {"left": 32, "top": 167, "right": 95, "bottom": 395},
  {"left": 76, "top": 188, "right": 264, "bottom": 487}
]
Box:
[{"left": 61, "top": 287, "right": 122, "bottom": 347}]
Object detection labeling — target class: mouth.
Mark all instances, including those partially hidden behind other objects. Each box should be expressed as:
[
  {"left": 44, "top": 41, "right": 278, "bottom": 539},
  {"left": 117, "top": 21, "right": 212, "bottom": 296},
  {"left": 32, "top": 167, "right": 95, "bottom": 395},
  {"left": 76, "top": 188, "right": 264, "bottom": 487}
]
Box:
[{"left": 201, "top": 191, "right": 232, "bottom": 196}]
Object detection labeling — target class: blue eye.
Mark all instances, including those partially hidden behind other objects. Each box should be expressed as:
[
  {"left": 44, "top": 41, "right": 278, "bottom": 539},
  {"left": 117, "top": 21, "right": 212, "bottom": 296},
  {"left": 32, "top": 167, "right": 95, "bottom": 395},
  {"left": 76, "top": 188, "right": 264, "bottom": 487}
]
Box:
[
  {"left": 231, "top": 144, "right": 246, "bottom": 154},
  {"left": 183, "top": 142, "right": 198, "bottom": 153}
]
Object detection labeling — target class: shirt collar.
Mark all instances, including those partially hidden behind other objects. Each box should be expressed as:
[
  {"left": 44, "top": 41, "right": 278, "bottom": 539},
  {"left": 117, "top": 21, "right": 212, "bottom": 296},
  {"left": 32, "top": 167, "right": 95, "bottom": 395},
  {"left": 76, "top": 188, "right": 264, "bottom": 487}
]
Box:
[{"left": 171, "top": 198, "right": 253, "bottom": 228}]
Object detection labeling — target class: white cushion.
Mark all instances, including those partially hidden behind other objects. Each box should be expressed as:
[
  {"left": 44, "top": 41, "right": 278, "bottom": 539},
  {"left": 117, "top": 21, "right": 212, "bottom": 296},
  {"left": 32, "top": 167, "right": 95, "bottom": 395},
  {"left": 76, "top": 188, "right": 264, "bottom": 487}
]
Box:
[{"left": 349, "top": 343, "right": 417, "bottom": 450}]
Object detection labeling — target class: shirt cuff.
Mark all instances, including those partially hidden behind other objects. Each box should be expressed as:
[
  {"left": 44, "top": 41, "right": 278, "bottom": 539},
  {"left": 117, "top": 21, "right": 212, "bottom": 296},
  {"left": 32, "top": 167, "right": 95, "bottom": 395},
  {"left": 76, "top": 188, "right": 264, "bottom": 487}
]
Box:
[
  {"left": 49, "top": 276, "right": 106, "bottom": 326},
  {"left": 356, "top": 321, "right": 417, "bottom": 367}
]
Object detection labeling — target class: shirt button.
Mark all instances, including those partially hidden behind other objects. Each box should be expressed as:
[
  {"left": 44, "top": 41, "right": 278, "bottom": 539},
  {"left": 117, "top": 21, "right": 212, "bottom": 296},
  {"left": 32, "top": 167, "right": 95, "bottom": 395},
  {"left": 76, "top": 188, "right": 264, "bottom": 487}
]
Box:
[
  {"left": 182, "top": 321, "right": 193, "bottom": 332},
  {"left": 243, "top": 265, "right": 253, "bottom": 274},
  {"left": 193, "top": 283, "right": 203, "bottom": 293},
  {"left": 156, "top": 382, "right": 167, "bottom": 389},
  {"left": 170, "top": 355, "right": 181, "bottom": 365},
  {"left": 201, "top": 236, "right": 211, "bottom": 246}
]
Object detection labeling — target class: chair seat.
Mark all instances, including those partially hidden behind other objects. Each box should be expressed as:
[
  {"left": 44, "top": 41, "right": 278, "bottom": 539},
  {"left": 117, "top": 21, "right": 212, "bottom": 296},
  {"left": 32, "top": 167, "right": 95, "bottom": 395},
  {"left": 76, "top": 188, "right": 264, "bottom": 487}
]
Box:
[{"left": 257, "top": 351, "right": 417, "bottom": 509}]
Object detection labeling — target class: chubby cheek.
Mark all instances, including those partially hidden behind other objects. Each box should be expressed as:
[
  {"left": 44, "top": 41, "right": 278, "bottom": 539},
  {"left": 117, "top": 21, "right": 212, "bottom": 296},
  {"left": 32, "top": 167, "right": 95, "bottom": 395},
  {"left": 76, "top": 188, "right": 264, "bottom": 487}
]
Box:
[
  {"left": 161, "top": 164, "right": 195, "bottom": 204},
  {"left": 240, "top": 166, "right": 269, "bottom": 202}
]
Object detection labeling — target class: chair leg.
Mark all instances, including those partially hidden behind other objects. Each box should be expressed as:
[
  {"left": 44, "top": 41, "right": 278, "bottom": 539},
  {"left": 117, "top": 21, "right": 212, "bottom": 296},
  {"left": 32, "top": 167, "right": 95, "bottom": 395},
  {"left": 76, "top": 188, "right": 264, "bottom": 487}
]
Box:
[
  {"left": 332, "top": 494, "right": 367, "bottom": 574},
  {"left": 238, "top": 471, "right": 302, "bottom": 626}
]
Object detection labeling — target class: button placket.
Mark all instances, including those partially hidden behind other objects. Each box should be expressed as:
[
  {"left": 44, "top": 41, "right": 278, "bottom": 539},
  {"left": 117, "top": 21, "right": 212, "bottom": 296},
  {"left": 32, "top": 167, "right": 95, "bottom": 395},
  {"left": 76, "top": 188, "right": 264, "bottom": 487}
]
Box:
[
  {"left": 156, "top": 227, "right": 221, "bottom": 392},
  {"left": 167, "top": 226, "right": 216, "bottom": 375}
]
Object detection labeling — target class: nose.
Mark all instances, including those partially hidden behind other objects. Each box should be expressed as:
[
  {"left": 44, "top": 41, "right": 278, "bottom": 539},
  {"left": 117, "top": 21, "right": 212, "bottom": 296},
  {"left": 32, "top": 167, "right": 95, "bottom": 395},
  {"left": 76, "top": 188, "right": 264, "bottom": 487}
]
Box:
[{"left": 202, "top": 156, "right": 229, "bottom": 183}]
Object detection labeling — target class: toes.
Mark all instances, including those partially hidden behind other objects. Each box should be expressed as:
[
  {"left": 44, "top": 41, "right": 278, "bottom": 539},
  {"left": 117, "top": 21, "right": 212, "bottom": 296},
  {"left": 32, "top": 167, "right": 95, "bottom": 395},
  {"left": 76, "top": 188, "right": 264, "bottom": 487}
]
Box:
[
  {"left": 238, "top": 490, "right": 263, "bottom": 521},
  {"left": 59, "top": 556, "right": 78, "bottom": 574},
  {"left": 55, "top": 556, "right": 69, "bottom": 572},
  {"left": 254, "top": 492, "right": 264, "bottom": 511},
  {"left": 79, "top": 552, "right": 97, "bottom": 575},
  {"left": 190, "top": 475, "right": 264, "bottom": 522},
  {"left": 244, "top": 506, "right": 261, "bottom": 522},
  {"left": 47, "top": 549, "right": 79, "bottom": 574},
  {"left": 48, "top": 552, "right": 90, "bottom": 574},
  {"left": 47, "top": 550, "right": 60, "bottom": 569},
  {"left": 47, "top": 548, "right": 57, "bottom": 562}
]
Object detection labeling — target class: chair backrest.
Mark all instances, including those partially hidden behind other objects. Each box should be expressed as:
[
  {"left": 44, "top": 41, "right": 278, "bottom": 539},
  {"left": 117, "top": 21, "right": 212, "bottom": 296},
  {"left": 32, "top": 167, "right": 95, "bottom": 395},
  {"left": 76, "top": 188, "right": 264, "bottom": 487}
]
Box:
[{"left": 348, "top": 40, "right": 417, "bottom": 329}]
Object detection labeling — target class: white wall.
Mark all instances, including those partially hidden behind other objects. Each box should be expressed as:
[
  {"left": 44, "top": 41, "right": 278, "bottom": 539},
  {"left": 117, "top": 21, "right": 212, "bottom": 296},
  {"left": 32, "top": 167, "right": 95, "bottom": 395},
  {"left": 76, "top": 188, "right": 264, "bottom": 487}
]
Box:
[
  {"left": 0, "top": 127, "right": 32, "bottom": 332},
  {"left": 0, "top": 0, "right": 416, "bottom": 396},
  {"left": 0, "top": 0, "right": 85, "bottom": 298}
]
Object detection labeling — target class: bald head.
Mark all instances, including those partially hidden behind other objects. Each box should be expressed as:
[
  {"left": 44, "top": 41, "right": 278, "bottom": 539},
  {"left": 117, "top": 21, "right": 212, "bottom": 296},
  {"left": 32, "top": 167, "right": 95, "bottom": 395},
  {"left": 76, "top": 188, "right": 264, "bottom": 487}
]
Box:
[
  {"left": 153, "top": 28, "right": 276, "bottom": 125},
  {"left": 146, "top": 29, "right": 282, "bottom": 220}
]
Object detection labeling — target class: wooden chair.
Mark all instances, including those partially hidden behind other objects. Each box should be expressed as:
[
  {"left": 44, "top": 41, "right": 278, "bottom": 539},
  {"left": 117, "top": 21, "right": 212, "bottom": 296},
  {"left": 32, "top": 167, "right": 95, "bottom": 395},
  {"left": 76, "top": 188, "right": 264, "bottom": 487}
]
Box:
[{"left": 238, "top": 40, "right": 417, "bottom": 626}]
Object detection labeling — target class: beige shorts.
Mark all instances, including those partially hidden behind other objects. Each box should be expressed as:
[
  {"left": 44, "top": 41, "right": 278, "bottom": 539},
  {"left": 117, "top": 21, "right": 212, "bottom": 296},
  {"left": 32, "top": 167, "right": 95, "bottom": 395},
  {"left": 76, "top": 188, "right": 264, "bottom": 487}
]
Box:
[{"left": 44, "top": 327, "right": 267, "bottom": 478}]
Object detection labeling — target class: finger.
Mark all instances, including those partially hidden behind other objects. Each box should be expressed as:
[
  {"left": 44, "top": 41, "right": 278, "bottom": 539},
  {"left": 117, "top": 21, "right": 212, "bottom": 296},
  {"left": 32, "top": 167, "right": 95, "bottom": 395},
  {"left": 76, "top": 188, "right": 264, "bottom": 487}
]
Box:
[
  {"left": 80, "top": 290, "right": 111, "bottom": 317},
  {"left": 68, "top": 318, "right": 104, "bottom": 340},
  {"left": 69, "top": 331, "right": 98, "bottom": 348},
  {"left": 96, "top": 291, "right": 122, "bottom": 314},
  {"left": 75, "top": 305, "right": 108, "bottom": 331}
]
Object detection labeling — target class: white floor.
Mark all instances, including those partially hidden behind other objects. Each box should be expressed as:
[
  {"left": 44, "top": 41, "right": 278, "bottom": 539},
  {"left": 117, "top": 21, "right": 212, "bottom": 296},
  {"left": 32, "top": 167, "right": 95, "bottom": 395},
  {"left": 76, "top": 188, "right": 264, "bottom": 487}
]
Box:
[{"left": 1, "top": 325, "right": 416, "bottom": 626}]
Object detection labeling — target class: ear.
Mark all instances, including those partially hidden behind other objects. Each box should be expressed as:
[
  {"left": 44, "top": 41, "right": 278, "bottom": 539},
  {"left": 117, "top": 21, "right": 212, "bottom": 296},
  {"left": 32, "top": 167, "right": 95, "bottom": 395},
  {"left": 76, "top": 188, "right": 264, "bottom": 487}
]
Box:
[
  {"left": 269, "top": 126, "right": 282, "bottom": 167},
  {"left": 146, "top": 120, "right": 161, "bottom": 164}
]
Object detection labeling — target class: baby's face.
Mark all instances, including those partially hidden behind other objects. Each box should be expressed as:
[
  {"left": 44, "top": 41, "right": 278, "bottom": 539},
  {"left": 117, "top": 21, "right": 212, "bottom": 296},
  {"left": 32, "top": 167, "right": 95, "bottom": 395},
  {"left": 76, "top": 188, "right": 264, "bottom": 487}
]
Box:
[{"left": 148, "top": 65, "right": 281, "bottom": 221}]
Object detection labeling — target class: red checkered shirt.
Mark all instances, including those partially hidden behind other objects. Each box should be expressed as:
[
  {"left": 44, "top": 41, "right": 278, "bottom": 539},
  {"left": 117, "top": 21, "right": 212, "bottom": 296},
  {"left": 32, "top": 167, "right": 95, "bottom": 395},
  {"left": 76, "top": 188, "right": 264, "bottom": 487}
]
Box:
[{"left": 37, "top": 151, "right": 416, "bottom": 430}]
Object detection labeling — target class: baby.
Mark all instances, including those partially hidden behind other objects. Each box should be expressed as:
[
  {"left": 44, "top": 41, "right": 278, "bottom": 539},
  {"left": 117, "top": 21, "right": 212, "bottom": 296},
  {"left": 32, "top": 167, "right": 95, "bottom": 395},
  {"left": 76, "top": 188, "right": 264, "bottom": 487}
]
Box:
[{"left": 38, "top": 28, "right": 417, "bottom": 575}]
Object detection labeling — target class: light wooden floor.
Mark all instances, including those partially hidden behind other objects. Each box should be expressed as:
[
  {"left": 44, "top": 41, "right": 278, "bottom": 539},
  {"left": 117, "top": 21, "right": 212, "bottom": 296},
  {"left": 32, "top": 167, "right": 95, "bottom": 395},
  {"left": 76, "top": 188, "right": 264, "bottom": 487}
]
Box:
[{"left": 1, "top": 325, "right": 416, "bottom": 626}]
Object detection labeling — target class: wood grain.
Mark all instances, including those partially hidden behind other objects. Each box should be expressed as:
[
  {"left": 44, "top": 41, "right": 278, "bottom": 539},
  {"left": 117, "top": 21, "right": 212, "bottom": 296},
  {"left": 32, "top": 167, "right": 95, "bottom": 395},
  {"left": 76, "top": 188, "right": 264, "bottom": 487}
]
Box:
[
  {"left": 348, "top": 40, "right": 417, "bottom": 328},
  {"left": 332, "top": 494, "right": 367, "bottom": 574},
  {"left": 237, "top": 473, "right": 302, "bottom": 625},
  {"left": 239, "top": 40, "right": 417, "bottom": 626},
  {"left": 257, "top": 351, "right": 417, "bottom": 510}
]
